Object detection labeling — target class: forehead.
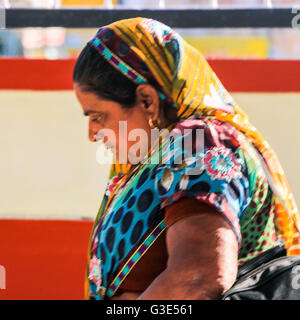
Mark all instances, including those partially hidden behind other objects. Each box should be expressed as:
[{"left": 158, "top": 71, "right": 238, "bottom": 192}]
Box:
[
  {"left": 74, "top": 84, "right": 129, "bottom": 116},
  {"left": 74, "top": 85, "right": 103, "bottom": 109}
]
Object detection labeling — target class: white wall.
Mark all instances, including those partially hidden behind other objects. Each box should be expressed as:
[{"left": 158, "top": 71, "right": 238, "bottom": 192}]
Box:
[
  {"left": 0, "top": 90, "right": 299, "bottom": 219},
  {"left": 0, "top": 90, "right": 110, "bottom": 220}
]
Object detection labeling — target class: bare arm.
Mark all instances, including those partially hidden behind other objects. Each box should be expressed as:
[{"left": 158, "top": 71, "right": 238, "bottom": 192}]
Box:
[{"left": 136, "top": 207, "right": 239, "bottom": 300}]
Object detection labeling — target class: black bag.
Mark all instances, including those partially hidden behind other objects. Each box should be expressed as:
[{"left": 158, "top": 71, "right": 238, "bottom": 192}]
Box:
[{"left": 221, "top": 243, "right": 300, "bottom": 300}]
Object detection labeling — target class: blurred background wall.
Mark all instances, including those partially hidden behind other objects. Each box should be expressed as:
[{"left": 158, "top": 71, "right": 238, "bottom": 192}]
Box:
[{"left": 0, "top": 90, "right": 299, "bottom": 220}]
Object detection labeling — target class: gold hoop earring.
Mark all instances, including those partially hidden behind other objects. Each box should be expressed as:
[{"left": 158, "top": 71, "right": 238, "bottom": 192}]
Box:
[{"left": 149, "top": 118, "right": 159, "bottom": 130}]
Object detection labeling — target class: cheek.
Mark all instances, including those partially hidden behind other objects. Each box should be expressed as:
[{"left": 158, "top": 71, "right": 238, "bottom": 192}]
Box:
[
  {"left": 126, "top": 110, "right": 149, "bottom": 142},
  {"left": 102, "top": 108, "right": 151, "bottom": 156},
  {"left": 112, "top": 110, "right": 147, "bottom": 141},
  {"left": 126, "top": 109, "right": 149, "bottom": 131},
  {"left": 125, "top": 112, "right": 152, "bottom": 153}
]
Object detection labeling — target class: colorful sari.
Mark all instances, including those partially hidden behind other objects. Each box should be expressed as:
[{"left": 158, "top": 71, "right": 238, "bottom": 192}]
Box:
[{"left": 83, "top": 18, "right": 300, "bottom": 300}]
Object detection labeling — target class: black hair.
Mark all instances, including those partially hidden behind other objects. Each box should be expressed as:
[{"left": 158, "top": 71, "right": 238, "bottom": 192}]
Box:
[{"left": 73, "top": 43, "right": 138, "bottom": 107}]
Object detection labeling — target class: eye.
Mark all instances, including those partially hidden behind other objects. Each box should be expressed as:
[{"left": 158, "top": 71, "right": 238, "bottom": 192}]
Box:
[{"left": 91, "top": 114, "right": 103, "bottom": 123}]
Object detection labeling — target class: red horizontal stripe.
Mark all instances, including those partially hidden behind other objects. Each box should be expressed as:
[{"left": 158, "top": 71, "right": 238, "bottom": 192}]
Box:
[
  {"left": 0, "top": 58, "right": 75, "bottom": 91},
  {"left": 0, "top": 219, "right": 93, "bottom": 300},
  {"left": 208, "top": 59, "right": 300, "bottom": 92},
  {"left": 0, "top": 58, "right": 300, "bottom": 92}
]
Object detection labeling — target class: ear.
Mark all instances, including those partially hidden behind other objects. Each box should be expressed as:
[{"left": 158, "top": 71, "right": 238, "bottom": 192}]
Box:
[{"left": 135, "top": 84, "right": 160, "bottom": 121}]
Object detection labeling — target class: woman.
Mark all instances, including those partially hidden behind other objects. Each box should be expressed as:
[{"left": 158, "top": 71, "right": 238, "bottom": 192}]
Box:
[{"left": 73, "top": 18, "right": 300, "bottom": 300}]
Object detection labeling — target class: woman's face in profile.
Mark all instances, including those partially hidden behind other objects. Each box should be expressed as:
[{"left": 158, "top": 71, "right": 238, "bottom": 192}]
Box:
[{"left": 74, "top": 83, "right": 153, "bottom": 163}]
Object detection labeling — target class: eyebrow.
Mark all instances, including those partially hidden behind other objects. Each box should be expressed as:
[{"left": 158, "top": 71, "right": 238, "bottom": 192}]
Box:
[{"left": 83, "top": 109, "right": 100, "bottom": 116}]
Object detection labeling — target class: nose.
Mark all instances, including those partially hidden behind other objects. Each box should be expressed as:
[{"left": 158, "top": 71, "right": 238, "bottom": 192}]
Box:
[
  {"left": 88, "top": 119, "right": 98, "bottom": 142},
  {"left": 89, "top": 129, "right": 97, "bottom": 142},
  {"left": 89, "top": 117, "right": 103, "bottom": 142}
]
